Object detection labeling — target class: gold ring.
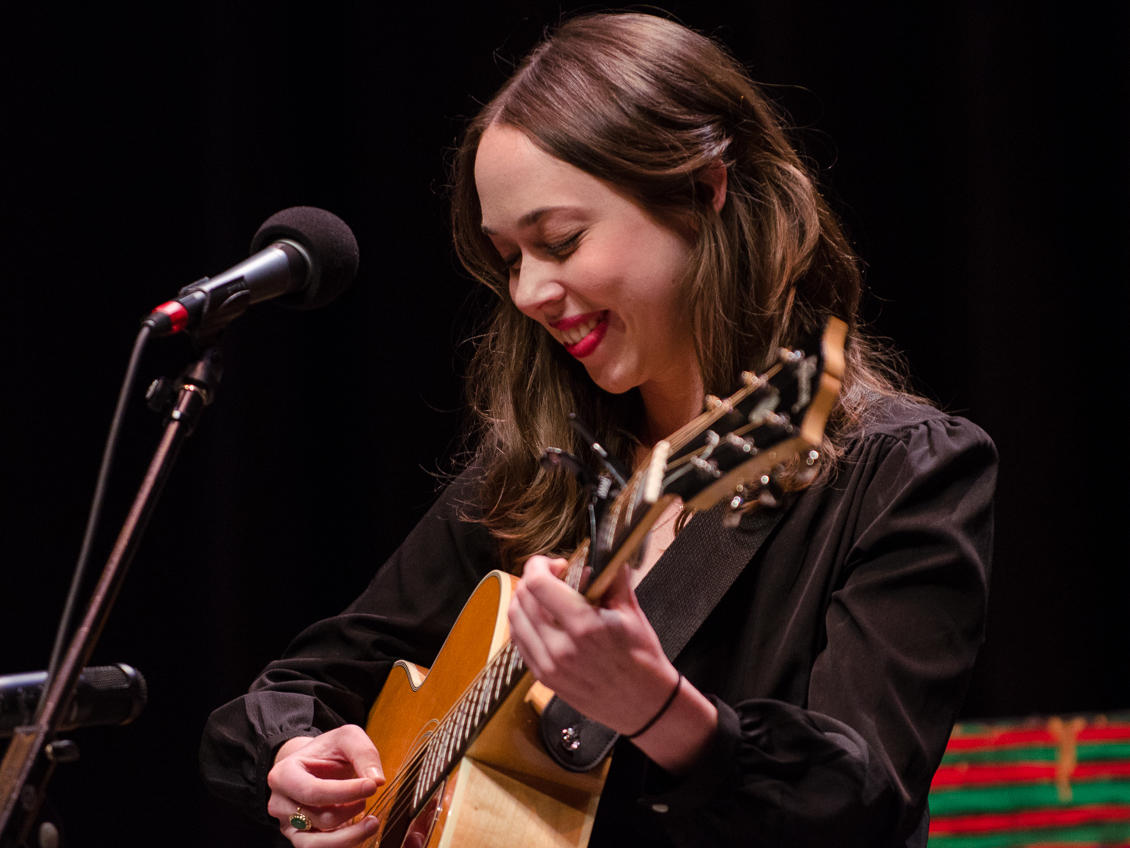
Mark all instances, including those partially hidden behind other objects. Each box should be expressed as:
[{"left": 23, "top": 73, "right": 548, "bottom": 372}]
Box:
[{"left": 290, "top": 808, "right": 313, "bottom": 831}]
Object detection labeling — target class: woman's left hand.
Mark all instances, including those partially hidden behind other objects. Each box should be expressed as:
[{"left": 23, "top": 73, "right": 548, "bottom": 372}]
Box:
[{"left": 507, "top": 555, "right": 680, "bottom": 736}]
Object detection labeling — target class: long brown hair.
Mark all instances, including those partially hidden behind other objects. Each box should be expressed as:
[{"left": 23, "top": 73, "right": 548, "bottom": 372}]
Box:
[{"left": 451, "top": 12, "right": 908, "bottom": 567}]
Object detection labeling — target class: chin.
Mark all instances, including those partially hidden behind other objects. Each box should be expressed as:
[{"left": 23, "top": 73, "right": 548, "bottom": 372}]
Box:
[{"left": 585, "top": 368, "right": 639, "bottom": 397}]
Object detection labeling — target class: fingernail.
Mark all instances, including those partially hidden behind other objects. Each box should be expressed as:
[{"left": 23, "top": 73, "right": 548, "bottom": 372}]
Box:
[
  {"left": 364, "top": 816, "right": 380, "bottom": 833},
  {"left": 366, "top": 767, "right": 383, "bottom": 782}
]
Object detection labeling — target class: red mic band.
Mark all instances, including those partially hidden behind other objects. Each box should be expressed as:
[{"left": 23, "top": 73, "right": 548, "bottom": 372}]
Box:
[{"left": 147, "top": 300, "right": 190, "bottom": 335}]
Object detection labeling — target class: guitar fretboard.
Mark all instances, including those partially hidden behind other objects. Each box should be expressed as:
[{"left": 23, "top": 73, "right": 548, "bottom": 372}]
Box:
[{"left": 411, "top": 640, "right": 527, "bottom": 811}]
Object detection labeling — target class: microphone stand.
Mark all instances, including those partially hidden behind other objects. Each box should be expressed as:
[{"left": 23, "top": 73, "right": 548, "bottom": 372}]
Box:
[{"left": 0, "top": 339, "right": 223, "bottom": 848}]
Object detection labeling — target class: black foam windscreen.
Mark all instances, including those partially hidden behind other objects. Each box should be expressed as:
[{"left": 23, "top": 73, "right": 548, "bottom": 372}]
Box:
[{"left": 250, "top": 206, "right": 360, "bottom": 310}]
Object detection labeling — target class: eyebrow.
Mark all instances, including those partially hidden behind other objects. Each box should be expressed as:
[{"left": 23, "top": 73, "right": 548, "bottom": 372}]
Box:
[{"left": 480, "top": 206, "right": 574, "bottom": 236}]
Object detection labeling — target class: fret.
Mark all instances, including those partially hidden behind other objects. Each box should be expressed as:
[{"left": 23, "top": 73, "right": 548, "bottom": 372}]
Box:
[
  {"left": 474, "top": 667, "right": 492, "bottom": 719},
  {"left": 490, "top": 656, "right": 504, "bottom": 702},
  {"left": 440, "top": 714, "right": 457, "bottom": 767},
  {"left": 490, "top": 664, "right": 502, "bottom": 705},
  {"left": 453, "top": 690, "right": 470, "bottom": 747}
]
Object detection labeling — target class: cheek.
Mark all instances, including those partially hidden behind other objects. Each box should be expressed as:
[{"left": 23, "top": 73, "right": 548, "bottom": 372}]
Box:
[
  {"left": 582, "top": 219, "right": 694, "bottom": 320},
  {"left": 632, "top": 235, "right": 693, "bottom": 314}
]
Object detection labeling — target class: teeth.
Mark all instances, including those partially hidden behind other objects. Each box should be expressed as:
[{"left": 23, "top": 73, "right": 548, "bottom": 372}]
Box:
[{"left": 561, "top": 315, "right": 600, "bottom": 345}]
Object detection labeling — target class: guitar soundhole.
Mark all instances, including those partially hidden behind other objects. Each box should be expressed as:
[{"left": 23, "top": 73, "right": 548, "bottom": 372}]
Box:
[
  {"left": 381, "top": 782, "right": 442, "bottom": 848},
  {"left": 404, "top": 790, "right": 440, "bottom": 848}
]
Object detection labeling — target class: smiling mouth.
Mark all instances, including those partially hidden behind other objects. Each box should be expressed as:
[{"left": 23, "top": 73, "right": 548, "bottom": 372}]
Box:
[{"left": 553, "top": 311, "right": 609, "bottom": 358}]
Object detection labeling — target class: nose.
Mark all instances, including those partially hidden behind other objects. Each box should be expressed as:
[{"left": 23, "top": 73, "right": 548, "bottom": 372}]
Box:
[{"left": 509, "top": 256, "right": 566, "bottom": 318}]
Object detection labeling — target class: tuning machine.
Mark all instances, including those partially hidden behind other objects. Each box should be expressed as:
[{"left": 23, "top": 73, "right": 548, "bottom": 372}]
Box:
[
  {"left": 720, "top": 449, "right": 822, "bottom": 527},
  {"left": 722, "top": 483, "right": 755, "bottom": 528},
  {"left": 721, "top": 471, "right": 786, "bottom": 527},
  {"left": 796, "top": 449, "right": 822, "bottom": 485}
]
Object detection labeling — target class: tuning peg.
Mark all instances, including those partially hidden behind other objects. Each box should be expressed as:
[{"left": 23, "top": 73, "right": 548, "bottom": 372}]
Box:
[
  {"left": 690, "top": 455, "right": 722, "bottom": 479},
  {"left": 794, "top": 449, "right": 822, "bottom": 485},
  {"left": 709, "top": 433, "right": 755, "bottom": 473},
  {"left": 722, "top": 485, "right": 753, "bottom": 528},
  {"left": 754, "top": 472, "right": 786, "bottom": 508},
  {"left": 778, "top": 346, "right": 805, "bottom": 364},
  {"left": 725, "top": 432, "right": 756, "bottom": 455}
]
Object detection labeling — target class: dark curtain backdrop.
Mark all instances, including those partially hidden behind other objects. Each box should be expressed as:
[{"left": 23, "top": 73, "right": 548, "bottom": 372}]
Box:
[{"left": 3, "top": 3, "right": 1127, "bottom": 846}]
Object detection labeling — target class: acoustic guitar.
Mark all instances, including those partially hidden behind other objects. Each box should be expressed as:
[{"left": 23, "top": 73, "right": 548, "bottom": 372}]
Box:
[{"left": 359, "top": 317, "right": 847, "bottom": 848}]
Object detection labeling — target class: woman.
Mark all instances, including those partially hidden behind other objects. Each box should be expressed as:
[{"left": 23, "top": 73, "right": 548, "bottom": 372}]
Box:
[{"left": 200, "top": 12, "right": 996, "bottom": 847}]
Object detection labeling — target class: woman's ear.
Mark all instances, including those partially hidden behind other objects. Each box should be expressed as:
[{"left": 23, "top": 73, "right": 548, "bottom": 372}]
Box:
[{"left": 701, "top": 160, "right": 728, "bottom": 213}]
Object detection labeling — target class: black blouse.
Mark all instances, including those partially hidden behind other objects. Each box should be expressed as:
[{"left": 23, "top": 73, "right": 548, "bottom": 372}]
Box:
[{"left": 200, "top": 398, "right": 997, "bottom": 847}]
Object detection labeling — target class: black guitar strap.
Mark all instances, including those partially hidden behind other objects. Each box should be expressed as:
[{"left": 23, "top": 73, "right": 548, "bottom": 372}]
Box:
[{"left": 539, "top": 503, "right": 786, "bottom": 772}]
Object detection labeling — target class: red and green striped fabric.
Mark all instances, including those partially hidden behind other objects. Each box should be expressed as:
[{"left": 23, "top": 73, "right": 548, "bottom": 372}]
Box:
[{"left": 928, "top": 713, "right": 1130, "bottom": 847}]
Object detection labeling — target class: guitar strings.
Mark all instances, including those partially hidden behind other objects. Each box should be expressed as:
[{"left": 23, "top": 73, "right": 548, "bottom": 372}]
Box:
[
  {"left": 362, "top": 724, "right": 434, "bottom": 831},
  {"left": 354, "top": 646, "right": 535, "bottom": 841},
  {"left": 362, "top": 640, "right": 528, "bottom": 831},
  {"left": 365, "top": 652, "right": 520, "bottom": 835}
]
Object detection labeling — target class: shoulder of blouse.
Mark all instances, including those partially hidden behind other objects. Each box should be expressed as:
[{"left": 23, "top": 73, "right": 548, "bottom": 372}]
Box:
[{"left": 842, "top": 393, "right": 995, "bottom": 456}]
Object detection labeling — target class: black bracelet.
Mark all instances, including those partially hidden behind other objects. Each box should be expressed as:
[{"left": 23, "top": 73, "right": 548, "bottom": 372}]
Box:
[{"left": 625, "top": 673, "right": 683, "bottom": 739}]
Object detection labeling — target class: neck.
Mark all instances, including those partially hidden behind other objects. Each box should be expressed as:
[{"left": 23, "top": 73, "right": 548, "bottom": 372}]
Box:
[{"left": 638, "top": 369, "right": 706, "bottom": 449}]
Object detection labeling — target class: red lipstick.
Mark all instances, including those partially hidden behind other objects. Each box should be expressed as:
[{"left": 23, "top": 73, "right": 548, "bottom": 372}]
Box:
[{"left": 554, "top": 311, "right": 609, "bottom": 358}]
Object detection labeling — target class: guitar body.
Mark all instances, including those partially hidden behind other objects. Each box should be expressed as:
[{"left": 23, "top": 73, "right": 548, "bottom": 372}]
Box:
[{"left": 361, "top": 571, "right": 607, "bottom": 848}]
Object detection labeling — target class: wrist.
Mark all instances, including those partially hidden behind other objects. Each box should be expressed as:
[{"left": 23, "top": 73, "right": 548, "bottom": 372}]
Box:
[
  {"left": 626, "top": 673, "right": 683, "bottom": 739},
  {"left": 629, "top": 675, "right": 718, "bottom": 775},
  {"left": 273, "top": 734, "right": 317, "bottom": 765}
]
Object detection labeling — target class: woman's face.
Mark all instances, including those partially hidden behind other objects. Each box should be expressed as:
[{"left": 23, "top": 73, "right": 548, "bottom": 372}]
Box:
[{"left": 474, "top": 123, "right": 702, "bottom": 424}]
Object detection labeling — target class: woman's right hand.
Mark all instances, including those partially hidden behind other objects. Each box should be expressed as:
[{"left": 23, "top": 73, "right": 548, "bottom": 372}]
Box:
[{"left": 266, "top": 724, "right": 384, "bottom": 847}]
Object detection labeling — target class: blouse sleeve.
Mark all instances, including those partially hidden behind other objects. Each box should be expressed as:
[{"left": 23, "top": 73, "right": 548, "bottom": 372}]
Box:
[
  {"left": 198, "top": 470, "right": 498, "bottom": 824},
  {"left": 640, "top": 411, "right": 997, "bottom": 847}
]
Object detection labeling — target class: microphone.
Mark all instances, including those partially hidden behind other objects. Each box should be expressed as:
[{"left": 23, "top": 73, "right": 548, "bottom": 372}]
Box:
[
  {"left": 0, "top": 664, "right": 148, "bottom": 738},
  {"left": 144, "top": 206, "right": 360, "bottom": 336}
]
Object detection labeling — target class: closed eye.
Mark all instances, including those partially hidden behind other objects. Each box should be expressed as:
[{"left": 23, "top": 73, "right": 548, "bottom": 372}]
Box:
[
  {"left": 497, "top": 230, "right": 585, "bottom": 278},
  {"left": 543, "top": 231, "right": 583, "bottom": 259}
]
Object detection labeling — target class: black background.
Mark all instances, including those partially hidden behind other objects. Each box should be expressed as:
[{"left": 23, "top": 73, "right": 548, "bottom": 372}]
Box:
[{"left": 2, "top": 3, "right": 1127, "bottom": 846}]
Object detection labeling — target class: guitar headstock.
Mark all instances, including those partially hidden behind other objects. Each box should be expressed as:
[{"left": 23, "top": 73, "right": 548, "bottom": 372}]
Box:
[
  {"left": 578, "top": 317, "right": 846, "bottom": 600},
  {"left": 661, "top": 316, "right": 846, "bottom": 510}
]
